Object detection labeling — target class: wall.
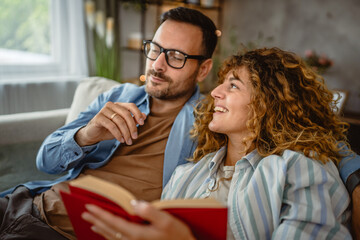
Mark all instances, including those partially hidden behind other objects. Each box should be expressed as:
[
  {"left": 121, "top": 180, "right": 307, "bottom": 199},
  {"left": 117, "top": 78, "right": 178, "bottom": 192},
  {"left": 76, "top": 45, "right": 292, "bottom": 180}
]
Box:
[
  {"left": 222, "top": 0, "right": 360, "bottom": 113},
  {"left": 120, "top": 4, "right": 158, "bottom": 81}
]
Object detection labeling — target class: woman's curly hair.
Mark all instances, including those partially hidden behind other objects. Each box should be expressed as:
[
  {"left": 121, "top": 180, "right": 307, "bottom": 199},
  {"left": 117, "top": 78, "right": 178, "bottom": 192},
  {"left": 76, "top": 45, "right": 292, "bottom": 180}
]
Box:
[{"left": 190, "top": 47, "right": 350, "bottom": 164}]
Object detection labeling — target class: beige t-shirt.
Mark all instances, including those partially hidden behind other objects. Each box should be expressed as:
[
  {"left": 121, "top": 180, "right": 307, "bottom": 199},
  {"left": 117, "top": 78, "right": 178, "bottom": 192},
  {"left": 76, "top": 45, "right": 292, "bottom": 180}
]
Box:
[
  {"left": 33, "top": 104, "right": 182, "bottom": 239},
  {"left": 209, "top": 162, "right": 235, "bottom": 240}
]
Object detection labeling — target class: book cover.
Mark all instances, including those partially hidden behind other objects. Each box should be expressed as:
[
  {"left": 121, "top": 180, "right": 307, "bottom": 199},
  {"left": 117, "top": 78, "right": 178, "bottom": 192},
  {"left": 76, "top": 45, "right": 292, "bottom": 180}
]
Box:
[{"left": 60, "top": 175, "right": 228, "bottom": 240}]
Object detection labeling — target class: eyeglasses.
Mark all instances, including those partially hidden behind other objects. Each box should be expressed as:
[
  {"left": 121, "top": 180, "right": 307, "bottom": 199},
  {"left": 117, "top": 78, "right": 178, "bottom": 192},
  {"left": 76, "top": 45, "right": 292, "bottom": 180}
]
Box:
[{"left": 143, "top": 40, "right": 206, "bottom": 69}]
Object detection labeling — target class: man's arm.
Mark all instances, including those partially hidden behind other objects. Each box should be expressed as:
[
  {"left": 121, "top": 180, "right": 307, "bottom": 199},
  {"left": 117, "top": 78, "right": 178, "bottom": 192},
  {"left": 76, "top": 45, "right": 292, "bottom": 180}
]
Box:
[
  {"left": 351, "top": 175, "right": 360, "bottom": 239},
  {"left": 36, "top": 90, "right": 146, "bottom": 174},
  {"left": 339, "top": 150, "right": 360, "bottom": 239}
]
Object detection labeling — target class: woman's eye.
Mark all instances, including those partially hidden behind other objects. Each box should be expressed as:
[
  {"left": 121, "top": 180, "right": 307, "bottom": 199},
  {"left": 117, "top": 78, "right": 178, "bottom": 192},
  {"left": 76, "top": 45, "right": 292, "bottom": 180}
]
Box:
[{"left": 230, "top": 83, "right": 238, "bottom": 89}]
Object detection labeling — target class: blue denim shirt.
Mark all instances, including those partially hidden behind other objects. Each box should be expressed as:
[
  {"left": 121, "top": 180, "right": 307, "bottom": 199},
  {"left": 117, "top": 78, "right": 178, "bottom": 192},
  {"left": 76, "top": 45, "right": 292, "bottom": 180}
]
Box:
[{"left": 1, "top": 83, "right": 201, "bottom": 196}]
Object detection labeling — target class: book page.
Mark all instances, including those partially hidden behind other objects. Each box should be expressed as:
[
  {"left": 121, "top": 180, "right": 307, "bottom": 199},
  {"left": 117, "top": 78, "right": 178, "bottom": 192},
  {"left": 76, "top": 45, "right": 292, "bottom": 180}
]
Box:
[
  {"left": 151, "top": 198, "right": 225, "bottom": 209},
  {"left": 70, "top": 175, "right": 137, "bottom": 214}
]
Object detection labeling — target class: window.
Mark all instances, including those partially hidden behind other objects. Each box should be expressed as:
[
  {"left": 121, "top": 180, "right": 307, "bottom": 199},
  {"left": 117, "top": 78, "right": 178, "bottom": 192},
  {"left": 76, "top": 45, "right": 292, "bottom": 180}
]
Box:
[
  {"left": 0, "top": 0, "right": 88, "bottom": 82},
  {"left": 0, "top": 0, "right": 51, "bottom": 64}
]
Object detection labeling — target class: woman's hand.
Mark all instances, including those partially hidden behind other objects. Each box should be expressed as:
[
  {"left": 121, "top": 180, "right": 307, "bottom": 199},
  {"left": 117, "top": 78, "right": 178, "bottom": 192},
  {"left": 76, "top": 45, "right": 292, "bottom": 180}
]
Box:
[{"left": 81, "top": 200, "right": 196, "bottom": 240}]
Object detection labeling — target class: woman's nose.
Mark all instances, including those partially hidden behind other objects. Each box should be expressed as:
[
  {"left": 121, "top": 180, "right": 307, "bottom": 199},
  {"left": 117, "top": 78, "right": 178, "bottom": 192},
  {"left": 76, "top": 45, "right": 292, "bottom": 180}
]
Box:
[{"left": 211, "top": 84, "right": 225, "bottom": 99}]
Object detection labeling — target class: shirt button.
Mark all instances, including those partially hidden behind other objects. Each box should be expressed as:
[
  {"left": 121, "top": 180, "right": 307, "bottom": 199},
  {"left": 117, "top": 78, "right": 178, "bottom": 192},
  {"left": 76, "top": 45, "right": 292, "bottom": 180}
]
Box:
[
  {"left": 74, "top": 152, "right": 79, "bottom": 156},
  {"left": 209, "top": 179, "right": 215, "bottom": 188}
]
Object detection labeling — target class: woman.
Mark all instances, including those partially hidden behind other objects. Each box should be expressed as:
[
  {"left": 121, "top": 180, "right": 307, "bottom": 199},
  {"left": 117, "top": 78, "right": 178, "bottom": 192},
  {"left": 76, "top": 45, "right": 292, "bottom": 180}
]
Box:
[
  {"left": 83, "top": 48, "right": 352, "bottom": 239},
  {"left": 161, "top": 47, "right": 352, "bottom": 239}
]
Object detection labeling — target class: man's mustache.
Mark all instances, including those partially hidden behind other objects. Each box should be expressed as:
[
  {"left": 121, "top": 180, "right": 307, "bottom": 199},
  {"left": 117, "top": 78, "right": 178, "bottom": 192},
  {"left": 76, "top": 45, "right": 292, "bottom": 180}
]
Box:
[{"left": 146, "top": 70, "right": 172, "bottom": 83}]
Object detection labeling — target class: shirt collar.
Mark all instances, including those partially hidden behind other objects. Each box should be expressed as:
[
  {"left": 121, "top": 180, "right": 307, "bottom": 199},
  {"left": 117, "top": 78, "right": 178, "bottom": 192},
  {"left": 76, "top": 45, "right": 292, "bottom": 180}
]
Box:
[
  {"left": 207, "top": 146, "right": 263, "bottom": 172},
  {"left": 208, "top": 146, "right": 227, "bottom": 174},
  {"left": 236, "top": 149, "right": 262, "bottom": 170}
]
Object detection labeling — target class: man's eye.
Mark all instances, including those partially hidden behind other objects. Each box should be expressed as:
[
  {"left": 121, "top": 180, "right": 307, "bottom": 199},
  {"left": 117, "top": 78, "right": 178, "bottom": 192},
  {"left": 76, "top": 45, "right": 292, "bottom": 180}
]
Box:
[
  {"left": 150, "top": 49, "right": 159, "bottom": 54},
  {"left": 168, "top": 52, "right": 184, "bottom": 62}
]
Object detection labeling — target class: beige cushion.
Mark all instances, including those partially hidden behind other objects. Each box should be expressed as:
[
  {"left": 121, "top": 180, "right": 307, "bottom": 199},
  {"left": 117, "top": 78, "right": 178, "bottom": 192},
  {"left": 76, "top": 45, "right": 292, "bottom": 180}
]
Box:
[
  {"left": 0, "top": 108, "right": 69, "bottom": 145},
  {"left": 65, "top": 77, "right": 120, "bottom": 124}
]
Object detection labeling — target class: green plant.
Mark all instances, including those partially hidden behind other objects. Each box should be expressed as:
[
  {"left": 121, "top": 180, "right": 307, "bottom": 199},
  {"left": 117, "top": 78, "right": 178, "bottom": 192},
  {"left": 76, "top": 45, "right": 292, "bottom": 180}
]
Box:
[{"left": 85, "top": 0, "right": 121, "bottom": 82}]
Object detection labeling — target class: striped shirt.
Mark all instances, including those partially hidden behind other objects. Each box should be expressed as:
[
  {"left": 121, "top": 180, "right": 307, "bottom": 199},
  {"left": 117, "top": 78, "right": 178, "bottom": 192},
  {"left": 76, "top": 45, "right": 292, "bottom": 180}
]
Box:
[{"left": 161, "top": 147, "right": 352, "bottom": 239}]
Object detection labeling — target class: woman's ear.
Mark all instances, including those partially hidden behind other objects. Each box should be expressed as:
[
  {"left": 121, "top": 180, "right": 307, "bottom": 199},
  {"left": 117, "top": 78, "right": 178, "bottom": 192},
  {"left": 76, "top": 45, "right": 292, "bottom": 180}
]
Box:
[{"left": 197, "top": 59, "right": 213, "bottom": 83}]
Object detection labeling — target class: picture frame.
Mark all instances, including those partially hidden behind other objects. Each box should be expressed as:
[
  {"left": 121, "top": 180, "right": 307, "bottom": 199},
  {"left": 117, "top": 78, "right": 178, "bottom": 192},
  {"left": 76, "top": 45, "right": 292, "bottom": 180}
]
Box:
[{"left": 332, "top": 89, "right": 348, "bottom": 114}]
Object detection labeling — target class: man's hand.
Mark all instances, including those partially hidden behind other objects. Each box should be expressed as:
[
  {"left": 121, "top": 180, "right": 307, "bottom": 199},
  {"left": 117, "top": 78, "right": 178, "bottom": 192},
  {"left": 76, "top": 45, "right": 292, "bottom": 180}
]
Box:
[
  {"left": 75, "top": 102, "right": 146, "bottom": 146},
  {"left": 81, "top": 201, "right": 196, "bottom": 240},
  {"left": 352, "top": 185, "right": 360, "bottom": 239}
]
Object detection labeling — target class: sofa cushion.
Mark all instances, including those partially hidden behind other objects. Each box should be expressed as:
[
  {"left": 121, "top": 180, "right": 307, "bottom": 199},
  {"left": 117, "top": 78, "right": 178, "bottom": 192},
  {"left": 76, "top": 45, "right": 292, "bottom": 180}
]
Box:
[
  {"left": 0, "top": 108, "right": 69, "bottom": 145},
  {"left": 65, "top": 77, "right": 120, "bottom": 124}
]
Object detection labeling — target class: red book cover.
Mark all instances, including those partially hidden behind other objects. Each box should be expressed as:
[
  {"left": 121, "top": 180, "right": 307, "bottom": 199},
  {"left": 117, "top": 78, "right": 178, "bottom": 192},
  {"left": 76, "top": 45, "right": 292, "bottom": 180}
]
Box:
[{"left": 60, "top": 176, "right": 227, "bottom": 240}]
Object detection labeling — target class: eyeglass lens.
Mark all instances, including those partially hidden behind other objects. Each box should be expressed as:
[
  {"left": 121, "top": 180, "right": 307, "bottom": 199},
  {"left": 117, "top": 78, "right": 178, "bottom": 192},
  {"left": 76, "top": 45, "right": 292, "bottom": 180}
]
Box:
[{"left": 144, "top": 42, "right": 186, "bottom": 69}]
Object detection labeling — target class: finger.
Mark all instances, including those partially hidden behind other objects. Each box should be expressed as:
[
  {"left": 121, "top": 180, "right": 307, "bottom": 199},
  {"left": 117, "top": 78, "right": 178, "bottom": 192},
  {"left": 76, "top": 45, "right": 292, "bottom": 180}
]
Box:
[
  {"left": 110, "top": 113, "right": 133, "bottom": 145},
  {"left": 84, "top": 204, "right": 159, "bottom": 240},
  {"left": 131, "top": 201, "right": 195, "bottom": 239},
  {"left": 116, "top": 102, "right": 146, "bottom": 126},
  {"left": 95, "top": 113, "right": 125, "bottom": 143},
  {"left": 102, "top": 102, "right": 134, "bottom": 143},
  {"left": 131, "top": 201, "right": 173, "bottom": 229},
  {"left": 82, "top": 211, "right": 117, "bottom": 240},
  {"left": 112, "top": 105, "right": 139, "bottom": 141}
]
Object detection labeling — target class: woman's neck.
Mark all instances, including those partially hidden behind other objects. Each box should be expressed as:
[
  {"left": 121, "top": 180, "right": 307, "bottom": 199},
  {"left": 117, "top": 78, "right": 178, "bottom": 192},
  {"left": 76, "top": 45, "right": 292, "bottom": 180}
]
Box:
[{"left": 225, "top": 138, "right": 254, "bottom": 166}]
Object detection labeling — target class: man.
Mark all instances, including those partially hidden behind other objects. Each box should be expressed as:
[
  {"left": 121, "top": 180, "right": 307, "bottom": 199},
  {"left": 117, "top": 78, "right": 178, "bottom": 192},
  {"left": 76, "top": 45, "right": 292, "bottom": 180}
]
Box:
[
  {"left": 0, "top": 7, "right": 215, "bottom": 239},
  {"left": 1, "top": 6, "right": 360, "bottom": 240}
]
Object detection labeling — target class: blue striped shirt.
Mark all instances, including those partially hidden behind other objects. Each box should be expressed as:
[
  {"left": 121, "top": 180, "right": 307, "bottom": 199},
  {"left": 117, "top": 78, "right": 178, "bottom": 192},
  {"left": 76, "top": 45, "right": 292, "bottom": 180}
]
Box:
[{"left": 161, "top": 147, "right": 352, "bottom": 239}]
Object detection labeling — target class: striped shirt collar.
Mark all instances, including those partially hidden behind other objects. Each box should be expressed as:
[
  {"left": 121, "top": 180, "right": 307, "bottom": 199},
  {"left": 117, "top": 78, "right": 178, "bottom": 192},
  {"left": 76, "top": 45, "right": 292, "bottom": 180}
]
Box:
[{"left": 208, "top": 146, "right": 263, "bottom": 173}]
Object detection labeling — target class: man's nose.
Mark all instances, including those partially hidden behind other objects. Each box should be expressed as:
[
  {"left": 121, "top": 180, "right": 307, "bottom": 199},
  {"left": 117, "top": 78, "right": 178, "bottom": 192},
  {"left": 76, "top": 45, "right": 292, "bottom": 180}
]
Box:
[{"left": 152, "top": 52, "right": 167, "bottom": 72}]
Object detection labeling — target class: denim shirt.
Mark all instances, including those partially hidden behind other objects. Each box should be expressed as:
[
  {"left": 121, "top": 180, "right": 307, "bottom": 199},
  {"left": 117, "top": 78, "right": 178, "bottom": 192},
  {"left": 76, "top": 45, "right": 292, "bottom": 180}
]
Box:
[{"left": 1, "top": 83, "right": 201, "bottom": 197}]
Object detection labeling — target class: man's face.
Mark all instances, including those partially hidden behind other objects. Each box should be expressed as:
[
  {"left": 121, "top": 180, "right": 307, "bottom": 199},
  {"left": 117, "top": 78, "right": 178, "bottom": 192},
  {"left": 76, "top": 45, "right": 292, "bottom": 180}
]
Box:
[{"left": 145, "top": 20, "right": 204, "bottom": 100}]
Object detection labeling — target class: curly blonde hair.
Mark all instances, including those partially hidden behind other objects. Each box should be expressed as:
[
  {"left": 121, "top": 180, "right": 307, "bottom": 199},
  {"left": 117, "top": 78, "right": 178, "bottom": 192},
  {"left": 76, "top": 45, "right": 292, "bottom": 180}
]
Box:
[{"left": 190, "top": 47, "right": 350, "bottom": 164}]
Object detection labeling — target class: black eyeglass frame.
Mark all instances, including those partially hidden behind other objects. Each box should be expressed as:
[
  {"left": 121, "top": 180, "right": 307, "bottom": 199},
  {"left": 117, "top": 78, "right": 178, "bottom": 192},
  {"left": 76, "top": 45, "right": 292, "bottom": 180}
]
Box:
[{"left": 142, "top": 40, "right": 206, "bottom": 69}]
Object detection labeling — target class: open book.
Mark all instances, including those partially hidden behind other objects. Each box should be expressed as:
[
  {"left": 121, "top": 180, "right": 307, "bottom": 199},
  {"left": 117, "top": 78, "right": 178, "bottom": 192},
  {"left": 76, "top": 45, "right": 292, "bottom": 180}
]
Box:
[{"left": 60, "top": 175, "right": 227, "bottom": 240}]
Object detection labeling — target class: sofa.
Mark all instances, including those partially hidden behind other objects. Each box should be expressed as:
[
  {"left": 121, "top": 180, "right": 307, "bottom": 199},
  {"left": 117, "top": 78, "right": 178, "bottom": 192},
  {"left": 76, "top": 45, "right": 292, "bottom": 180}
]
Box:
[{"left": 0, "top": 77, "right": 120, "bottom": 191}]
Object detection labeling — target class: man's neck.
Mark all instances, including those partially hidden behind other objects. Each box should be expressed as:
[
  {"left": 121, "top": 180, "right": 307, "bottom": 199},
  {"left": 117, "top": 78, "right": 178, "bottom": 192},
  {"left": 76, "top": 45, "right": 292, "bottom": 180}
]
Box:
[{"left": 150, "top": 96, "right": 190, "bottom": 115}]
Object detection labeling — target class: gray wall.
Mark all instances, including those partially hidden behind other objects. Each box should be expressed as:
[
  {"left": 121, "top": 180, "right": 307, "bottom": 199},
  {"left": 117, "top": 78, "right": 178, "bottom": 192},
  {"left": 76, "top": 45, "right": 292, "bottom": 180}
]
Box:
[{"left": 222, "top": 0, "right": 360, "bottom": 113}]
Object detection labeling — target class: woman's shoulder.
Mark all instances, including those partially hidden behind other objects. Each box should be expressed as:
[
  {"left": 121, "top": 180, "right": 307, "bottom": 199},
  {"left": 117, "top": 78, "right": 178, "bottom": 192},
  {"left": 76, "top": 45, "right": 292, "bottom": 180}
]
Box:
[
  {"left": 258, "top": 150, "right": 341, "bottom": 180},
  {"left": 276, "top": 150, "right": 344, "bottom": 186}
]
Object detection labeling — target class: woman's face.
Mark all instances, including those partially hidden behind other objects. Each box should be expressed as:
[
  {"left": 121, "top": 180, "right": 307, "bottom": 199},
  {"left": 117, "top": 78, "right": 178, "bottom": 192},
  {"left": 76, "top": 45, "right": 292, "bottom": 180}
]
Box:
[{"left": 209, "top": 66, "right": 252, "bottom": 140}]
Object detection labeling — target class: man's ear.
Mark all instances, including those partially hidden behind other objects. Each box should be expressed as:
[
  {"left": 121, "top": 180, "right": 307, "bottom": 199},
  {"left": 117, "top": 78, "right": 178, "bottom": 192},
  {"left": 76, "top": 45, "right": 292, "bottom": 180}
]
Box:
[{"left": 196, "top": 59, "right": 213, "bottom": 83}]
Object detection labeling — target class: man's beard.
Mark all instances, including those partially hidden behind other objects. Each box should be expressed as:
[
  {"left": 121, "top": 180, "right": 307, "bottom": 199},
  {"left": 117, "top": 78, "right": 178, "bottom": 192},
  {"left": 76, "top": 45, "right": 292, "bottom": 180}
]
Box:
[{"left": 145, "top": 68, "right": 199, "bottom": 100}]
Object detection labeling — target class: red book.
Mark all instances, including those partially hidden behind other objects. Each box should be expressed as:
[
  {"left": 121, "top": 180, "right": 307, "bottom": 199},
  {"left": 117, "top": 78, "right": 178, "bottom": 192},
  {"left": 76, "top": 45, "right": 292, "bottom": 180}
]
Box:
[{"left": 60, "top": 175, "right": 228, "bottom": 240}]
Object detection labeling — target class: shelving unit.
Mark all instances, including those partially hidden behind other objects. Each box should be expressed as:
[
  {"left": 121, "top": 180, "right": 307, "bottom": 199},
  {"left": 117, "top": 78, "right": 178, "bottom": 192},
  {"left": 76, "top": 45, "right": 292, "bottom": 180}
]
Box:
[{"left": 119, "top": 0, "right": 224, "bottom": 84}]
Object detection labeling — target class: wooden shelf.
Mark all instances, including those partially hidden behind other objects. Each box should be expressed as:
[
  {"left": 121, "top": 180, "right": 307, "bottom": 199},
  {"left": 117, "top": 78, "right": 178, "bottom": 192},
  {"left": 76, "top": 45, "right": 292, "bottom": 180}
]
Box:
[
  {"left": 342, "top": 111, "right": 360, "bottom": 125},
  {"left": 146, "top": 0, "right": 222, "bottom": 10}
]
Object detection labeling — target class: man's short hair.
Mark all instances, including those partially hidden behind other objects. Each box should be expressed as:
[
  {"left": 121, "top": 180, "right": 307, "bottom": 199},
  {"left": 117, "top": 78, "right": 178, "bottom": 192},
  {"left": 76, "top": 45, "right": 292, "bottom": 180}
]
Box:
[{"left": 160, "top": 7, "right": 218, "bottom": 59}]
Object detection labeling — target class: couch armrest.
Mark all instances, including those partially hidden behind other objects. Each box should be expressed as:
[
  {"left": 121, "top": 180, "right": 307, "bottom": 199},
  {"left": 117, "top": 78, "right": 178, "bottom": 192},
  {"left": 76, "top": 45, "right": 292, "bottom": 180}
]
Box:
[{"left": 0, "top": 108, "right": 69, "bottom": 145}]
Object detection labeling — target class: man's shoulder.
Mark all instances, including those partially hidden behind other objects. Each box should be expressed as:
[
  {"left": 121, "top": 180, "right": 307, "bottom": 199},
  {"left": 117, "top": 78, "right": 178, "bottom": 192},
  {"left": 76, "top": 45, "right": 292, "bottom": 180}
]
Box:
[{"left": 105, "top": 83, "right": 147, "bottom": 103}]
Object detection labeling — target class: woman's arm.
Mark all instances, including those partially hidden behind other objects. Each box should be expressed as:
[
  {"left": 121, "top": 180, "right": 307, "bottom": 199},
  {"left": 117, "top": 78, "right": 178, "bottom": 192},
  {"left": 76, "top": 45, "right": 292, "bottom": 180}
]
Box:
[
  {"left": 82, "top": 201, "right": 195, "bottom": 240},
  {"left": 273, "top": 156, "right": 352, "bottom": 239}
]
